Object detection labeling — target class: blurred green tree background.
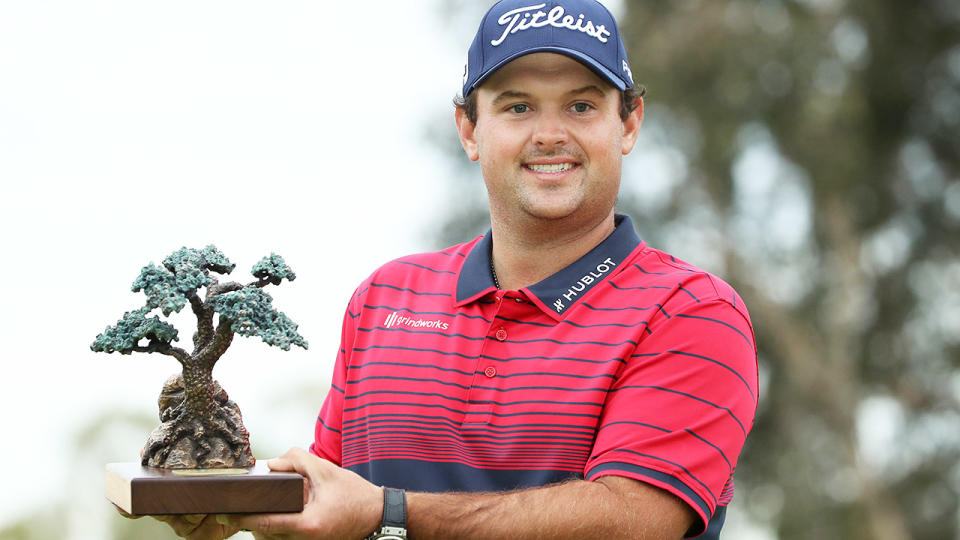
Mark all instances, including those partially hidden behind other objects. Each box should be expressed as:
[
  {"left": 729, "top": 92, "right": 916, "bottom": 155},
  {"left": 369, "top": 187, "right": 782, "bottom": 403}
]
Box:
[{"left": 433, "top": 0, "right": 960, "bottom": 538}]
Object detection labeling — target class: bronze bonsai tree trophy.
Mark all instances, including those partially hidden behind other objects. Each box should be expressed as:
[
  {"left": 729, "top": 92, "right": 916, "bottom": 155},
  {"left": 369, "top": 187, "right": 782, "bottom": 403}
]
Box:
[{"left": 96, "top": 245, "right": 307, "bottom": 514}]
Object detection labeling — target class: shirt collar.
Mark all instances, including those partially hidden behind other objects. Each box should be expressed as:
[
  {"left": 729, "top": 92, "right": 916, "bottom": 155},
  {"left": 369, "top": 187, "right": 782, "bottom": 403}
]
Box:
[{"left": 455, "top": 214, "right": 643, "bottom": 321}]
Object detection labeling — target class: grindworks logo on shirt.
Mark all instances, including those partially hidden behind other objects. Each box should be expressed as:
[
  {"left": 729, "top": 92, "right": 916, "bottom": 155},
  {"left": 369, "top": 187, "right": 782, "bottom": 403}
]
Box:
[{"left": 383, "top": 312, "right": 450, "bottom": 330}]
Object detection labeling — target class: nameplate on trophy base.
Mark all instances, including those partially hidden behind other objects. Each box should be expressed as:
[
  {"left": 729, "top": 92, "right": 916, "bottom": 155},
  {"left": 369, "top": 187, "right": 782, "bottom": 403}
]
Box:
[{"left": 106, "top": 462, "right": 304, "bottom": 515}]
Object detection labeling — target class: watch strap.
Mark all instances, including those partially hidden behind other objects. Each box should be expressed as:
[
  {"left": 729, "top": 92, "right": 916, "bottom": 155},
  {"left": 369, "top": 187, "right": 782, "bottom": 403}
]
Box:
[
  {"left": 365, "top": 487, "right": 407, "bottom": 539},
  {"left": 382, "top": 487, "right": 406, "bottom": 529}
]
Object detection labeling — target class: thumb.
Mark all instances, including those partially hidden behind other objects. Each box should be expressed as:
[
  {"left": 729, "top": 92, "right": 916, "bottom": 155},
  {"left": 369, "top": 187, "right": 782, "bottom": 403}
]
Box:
[
  {"left": 268, "top": 447, "right": 328, "bottom": 480},
  {"left": 266, "top": 455, "right": 295, "bottom": 473}
]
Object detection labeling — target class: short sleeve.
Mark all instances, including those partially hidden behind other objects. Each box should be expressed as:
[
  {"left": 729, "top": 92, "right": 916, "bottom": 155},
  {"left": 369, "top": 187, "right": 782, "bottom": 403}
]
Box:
[
  {"left": 309, "top": 287, "right": 364, "bottom": 464},
  {"left": 585, "top": 297, "right": 758, "bottom": 537}
]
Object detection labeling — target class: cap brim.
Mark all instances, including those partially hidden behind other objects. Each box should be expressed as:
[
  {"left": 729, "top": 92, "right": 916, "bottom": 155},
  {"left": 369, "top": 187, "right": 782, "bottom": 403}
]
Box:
[{"left": 466, "top": 46, "right": 629, "bottom": 96}]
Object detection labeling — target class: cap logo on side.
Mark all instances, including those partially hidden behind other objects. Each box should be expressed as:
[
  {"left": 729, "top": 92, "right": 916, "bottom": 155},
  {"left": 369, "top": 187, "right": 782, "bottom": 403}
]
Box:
[{"left": 491, "top": 3, "right": 612, "bottom": 47}]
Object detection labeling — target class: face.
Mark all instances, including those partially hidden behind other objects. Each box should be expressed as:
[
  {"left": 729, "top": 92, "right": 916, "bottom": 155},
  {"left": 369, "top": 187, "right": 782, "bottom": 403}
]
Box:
[{"left": 456, "top": 53, "right": 642, "bottom": 230}]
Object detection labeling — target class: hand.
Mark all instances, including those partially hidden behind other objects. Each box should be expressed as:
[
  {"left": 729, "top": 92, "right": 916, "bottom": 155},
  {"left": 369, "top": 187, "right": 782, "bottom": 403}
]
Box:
[
  {"left": 154, "top": 514, "right": 240, "bottom": 539},
  {"left": 113, "top": 504, "right": 239, "bottom": 539},
  {"left": 217, "top": 447, "right": 382, "bottom": 540}
]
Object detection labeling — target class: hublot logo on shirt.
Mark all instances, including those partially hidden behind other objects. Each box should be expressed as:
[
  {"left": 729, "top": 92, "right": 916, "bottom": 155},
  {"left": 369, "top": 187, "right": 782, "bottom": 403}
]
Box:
[{"left": 552, "top": 257, "right": 616, "bottom": 313}]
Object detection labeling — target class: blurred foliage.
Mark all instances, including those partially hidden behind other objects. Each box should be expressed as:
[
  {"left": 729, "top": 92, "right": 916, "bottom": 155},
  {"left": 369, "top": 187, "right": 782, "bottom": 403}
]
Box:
[
  {"left": 432, "top": 0, "right": 960, "bottom": 538},
  {"left": 0, "top": 411, "right": 175, "bottom": 540},
  {"left": 0, "top": 508, "right": 66, "bottom": 540}
]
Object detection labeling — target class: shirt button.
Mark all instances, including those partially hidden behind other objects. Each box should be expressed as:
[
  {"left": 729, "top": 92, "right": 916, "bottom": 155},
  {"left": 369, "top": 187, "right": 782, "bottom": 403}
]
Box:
[
  {"left": 484, "top": 366, "right": 497, "bottom": 378},
  {"left": 514, "top": 297, "right": 524, "bottom": 303},
  {"left": 495, "top": 328, "right": 507, "bottom": 341}
]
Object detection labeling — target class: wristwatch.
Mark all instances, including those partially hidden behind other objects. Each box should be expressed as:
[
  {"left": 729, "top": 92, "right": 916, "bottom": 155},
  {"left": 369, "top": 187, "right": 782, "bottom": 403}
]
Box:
[{"left": 365, "top": 486, "right": 407, "bottom": 540}]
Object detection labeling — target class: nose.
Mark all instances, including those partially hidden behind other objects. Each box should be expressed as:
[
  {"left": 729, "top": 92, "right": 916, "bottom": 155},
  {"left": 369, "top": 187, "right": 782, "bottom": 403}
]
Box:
[{"left": 531, "top": 111, "right": 568, "bottom": 150}]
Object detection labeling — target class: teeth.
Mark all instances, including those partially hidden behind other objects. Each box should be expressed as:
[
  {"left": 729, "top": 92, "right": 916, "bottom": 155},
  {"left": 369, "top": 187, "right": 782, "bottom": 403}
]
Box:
[{"left": 527, "top": 163, "right": 574, "bottom": 173}]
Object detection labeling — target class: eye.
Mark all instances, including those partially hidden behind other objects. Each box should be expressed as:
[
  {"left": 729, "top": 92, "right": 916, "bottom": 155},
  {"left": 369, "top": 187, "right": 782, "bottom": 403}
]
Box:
[
  {"left": 510, "top": 104, "right": 529, "bottom": 114},
  {"left": 571, "top": 102, "right": 592, "bottom": 113}
]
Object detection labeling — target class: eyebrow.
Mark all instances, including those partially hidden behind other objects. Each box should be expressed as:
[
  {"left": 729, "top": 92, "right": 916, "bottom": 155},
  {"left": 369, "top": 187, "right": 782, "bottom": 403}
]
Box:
[
  {"left": 491, "top": 90, "right": 531, "bottom": 107},
  {"left": 568, "top": 85, "right": 606, "bottom": 97},
  {"left": 490, "top": 85, "right": 608, "bottom": 107}
]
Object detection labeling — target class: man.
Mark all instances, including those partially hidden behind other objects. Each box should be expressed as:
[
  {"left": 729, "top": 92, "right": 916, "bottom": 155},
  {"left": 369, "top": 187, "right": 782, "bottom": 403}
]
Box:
[{"left": 157, "top": 1, "right": 757, "bottom": 538}]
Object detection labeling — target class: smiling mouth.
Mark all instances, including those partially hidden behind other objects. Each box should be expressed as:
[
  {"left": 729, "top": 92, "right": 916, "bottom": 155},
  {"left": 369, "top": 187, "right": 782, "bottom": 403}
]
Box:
[{"left": 524, "top": 163, "right": 577, "bottom": 173}]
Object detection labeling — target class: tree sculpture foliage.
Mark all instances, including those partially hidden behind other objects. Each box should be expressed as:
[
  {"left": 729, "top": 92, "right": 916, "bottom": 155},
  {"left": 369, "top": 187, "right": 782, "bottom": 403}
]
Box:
[{"left": 92, "top": 246, "right": 307, "bottom": 468}]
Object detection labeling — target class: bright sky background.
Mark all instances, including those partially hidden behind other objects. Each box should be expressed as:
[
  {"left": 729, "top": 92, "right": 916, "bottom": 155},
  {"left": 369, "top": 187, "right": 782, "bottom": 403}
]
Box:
[
  {"left": 0, "top": 1, "right": 778, "bottom": 538},
  {"left": 0, "top": 0, "right": 467, "bottom": 531}
]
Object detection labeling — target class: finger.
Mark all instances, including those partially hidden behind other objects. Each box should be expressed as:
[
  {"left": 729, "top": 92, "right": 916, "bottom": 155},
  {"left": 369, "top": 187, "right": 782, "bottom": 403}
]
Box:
[
  {"left": 265, "top": 456, "right": 309, "bottom": 505},
  {"left": 219, "top": 512, "right": 302, "bottom": 535},
  {"left": 148, "top": 515, "right": 209, "bottom": 537},
  {"left": 184, "top": 515, "right": 238, "bottom": 540},
  {"left": 271, "top": 447, "right": 333, "bottom": 482},
  {"left": 150, "top": 513, "right": 205, "bottom": 533},
  {"left": 265, "top": 455, "right": 294, "bottom": 473},
  {"left": 149, "top": 514, "right": 202, "bottom": 523},
  {"left": 159, "top": 516, "right": 200, "bottom": 537},
  {"left": 252, "top": 533, "right": 288, "bottom": 540},
  {"left": 267, "top": 447, "right": 314, "bottom": 472},
  {"left": 112, "top": 504, "right": 141, "bottom": 519}
]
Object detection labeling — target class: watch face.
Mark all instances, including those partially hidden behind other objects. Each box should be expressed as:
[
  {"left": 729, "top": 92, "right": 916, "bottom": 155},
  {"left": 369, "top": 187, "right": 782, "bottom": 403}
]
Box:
[{"left": 367, "top": 529, "right": 407, "bottom": 540}]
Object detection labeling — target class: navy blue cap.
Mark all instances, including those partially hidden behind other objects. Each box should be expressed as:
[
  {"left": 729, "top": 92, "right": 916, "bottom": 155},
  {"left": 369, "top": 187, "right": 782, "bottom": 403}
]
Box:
[{"left": 461, "top": 0, "right": 634, "bottom": 98}]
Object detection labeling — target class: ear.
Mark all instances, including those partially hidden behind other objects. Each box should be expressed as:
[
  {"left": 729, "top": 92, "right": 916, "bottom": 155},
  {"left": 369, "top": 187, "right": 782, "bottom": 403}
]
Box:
[
  {"left": 455, "top": 106, "right": 480, "bottom": 162},
  {"left": 620, "top": 96, "right": 644, "bottom": 155}
]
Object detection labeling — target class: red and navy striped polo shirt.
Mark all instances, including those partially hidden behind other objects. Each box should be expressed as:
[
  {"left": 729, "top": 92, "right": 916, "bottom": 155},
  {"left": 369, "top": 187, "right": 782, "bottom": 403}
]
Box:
[{"left": 311, "top": 215, "right": 758, "bottom": 538}]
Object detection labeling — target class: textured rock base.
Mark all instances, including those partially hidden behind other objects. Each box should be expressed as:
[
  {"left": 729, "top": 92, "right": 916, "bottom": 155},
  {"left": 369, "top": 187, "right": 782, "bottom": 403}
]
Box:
[{"left": 141, "top": 374, "right": 255, "bottom": 469}]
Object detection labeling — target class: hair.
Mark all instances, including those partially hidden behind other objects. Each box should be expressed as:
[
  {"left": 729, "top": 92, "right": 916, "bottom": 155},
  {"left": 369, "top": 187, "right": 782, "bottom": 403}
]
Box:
[{"left": 453, "top": 84, "right": 646, "bottom": 124}]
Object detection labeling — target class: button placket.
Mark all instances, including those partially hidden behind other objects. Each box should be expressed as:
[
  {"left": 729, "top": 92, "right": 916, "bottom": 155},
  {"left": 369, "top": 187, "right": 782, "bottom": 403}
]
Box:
[
  {"left": 464, "top": 294, "right": 506, "bottom": 425},
  {"left": 464, "top": 293, "right": 534, "bottom": 426}
]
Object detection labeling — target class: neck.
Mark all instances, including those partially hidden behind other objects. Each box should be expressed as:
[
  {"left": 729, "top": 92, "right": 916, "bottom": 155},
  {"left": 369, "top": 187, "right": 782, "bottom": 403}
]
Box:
[{"left": 490, "top": 211, "right": 616, "bottom": 291}]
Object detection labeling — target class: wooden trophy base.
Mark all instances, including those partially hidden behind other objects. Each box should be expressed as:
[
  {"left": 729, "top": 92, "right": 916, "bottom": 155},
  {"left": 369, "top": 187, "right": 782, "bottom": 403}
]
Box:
[{"left": 106, "top": 462, "right": 304, "bottom": 515}]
